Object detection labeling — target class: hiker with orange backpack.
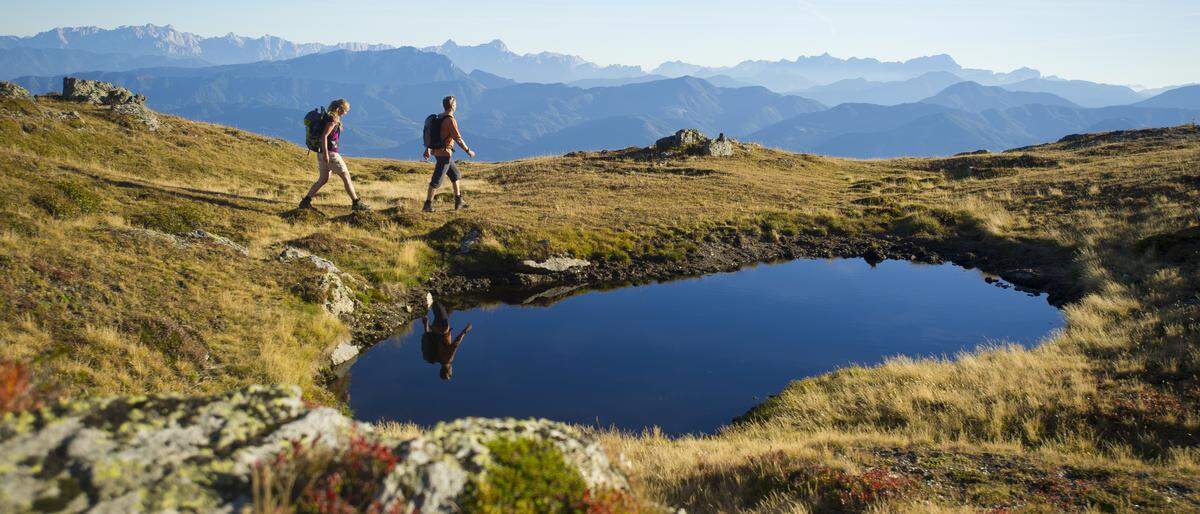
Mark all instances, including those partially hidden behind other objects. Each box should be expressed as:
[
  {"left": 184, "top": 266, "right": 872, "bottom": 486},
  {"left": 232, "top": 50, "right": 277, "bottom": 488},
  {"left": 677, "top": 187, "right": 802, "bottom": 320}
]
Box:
[
  {"left": 300, "top": 99, "right": 367, "bottom": 211},
  {"left": 421, "top": 95, "right": 476, "bottom": 212}
]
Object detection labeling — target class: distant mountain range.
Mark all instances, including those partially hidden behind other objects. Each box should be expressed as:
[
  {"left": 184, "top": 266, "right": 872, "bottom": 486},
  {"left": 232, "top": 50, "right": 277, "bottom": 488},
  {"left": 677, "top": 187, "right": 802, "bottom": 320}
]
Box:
[
  {"left": 422, "top": 39, "right": 643, "bottom": 84},
  {"left": 0, "top": 24, "right": 391, "bottom": 65},
  {"left": 6, "top": 23, "right": 1196, "bottom": 160}
]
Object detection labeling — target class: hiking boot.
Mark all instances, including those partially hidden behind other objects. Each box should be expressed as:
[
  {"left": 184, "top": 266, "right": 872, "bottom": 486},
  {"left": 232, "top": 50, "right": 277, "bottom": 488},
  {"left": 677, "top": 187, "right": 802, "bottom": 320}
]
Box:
[
  {"left": 351, "top": 198, "right": 369, "bottom": 211},
  {"left": 298, "top": 196, "right": 313, "bottom": 209},
  {"left": 455, "top": 195, "right": 469, "bottom": 210},
  {"left": 423, "top": 200, "right": 434, "bottom": 213}
]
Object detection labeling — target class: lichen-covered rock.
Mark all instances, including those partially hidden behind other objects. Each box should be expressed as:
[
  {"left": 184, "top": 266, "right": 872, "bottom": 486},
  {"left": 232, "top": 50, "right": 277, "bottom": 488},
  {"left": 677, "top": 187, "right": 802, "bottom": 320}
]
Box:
[
  {"left": 377, "top": 418, "right": 629, "bottom": 512},
  {"left": 520, "top": 256, "right": 592, "bottom": 274},
  {"left": 0, "top": 386, "right": 357, "bottom": 513},
  {"left": 705, "top": 133, "right": 735, "bottom": 157},
  {"left": 111, "top": 103, "right": 162, "bottom": 131},
  {"left": 278, "top": 246, "right": 356, "bottom": 317},
  {"left": 0, "top": 81, "right": 32, "bottom": 100},
  {"left": 1, "top": 388, "right": 631, "bottom": 514},
  {"left": 655, "top": 128, "right": 708, "bottom": 150},
  {"left": 62, "top": 77, "right": 146, "bottom": 106}
]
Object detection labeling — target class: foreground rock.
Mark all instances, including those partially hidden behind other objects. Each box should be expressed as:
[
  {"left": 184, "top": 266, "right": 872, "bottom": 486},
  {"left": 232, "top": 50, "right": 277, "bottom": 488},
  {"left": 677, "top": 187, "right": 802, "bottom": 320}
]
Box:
[{"left": 0, "top": 386, "right": 628, "bottom": 513}]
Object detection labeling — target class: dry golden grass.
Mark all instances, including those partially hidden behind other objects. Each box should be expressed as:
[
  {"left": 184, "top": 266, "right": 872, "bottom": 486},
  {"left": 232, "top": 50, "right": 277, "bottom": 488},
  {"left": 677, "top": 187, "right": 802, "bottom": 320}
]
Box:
[{"left": 2, "top": 98, "right": 1198, "bottom": 511}]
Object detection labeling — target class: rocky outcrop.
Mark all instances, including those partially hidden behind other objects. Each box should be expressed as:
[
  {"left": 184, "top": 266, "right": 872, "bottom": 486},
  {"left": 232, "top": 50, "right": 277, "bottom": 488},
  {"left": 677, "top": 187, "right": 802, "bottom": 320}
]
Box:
[
  {"left": 278, "top": 246, "right": 356, "bottom": 317},
  {"left": 0, "top": 387, "right": 628, "bottom": 514},
  {"left": 183, "top": 229, "right": 249, "bottom": 256},
  {"left": 62, "top": 77, "right": 146, "bottom": 106},
  {"left": 0, "top": 81, "right": 32, "bottom": 100},
  {"left": 707, "top": 133, "right": 735, "bottom": 157},
  {"left": 0, "top": 386, "right": 357, "bottom": 513},
  {"left": 654, "top": 129, "right": 737, "bottom": 157},
  {"left": 379, "top": 418, "right": 628, "bottom": 512},
  {"left": 655, "top": 128, "right": 707, "bottom": 150},
  {"left": 520, "top": 256, "right": 593, "bottom": 274}
]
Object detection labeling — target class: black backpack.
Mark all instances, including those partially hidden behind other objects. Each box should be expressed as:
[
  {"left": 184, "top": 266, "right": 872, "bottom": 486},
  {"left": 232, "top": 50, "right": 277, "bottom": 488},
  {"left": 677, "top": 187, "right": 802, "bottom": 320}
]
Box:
[
  {"left": 303, "top": 107, "right": 330, "bottom": 151},
  {"left": 423, "top": 114, "right": 446, "bottom": 150}
]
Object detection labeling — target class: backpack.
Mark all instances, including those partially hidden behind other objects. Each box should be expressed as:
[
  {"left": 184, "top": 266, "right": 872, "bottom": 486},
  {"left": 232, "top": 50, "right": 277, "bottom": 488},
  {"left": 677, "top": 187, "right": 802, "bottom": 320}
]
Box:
[
  {"left": 423, "top": 114, "right": 446, "bottom": 150},
  {"left": 303, "top": 107, "right": 329, "bottom": 152}
]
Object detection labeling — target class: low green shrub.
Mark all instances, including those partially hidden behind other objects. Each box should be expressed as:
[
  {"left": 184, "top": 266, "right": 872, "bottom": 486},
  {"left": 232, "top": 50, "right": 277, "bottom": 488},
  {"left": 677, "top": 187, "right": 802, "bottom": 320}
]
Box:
[{"left": 465, "top": 437, "right": 588, "bottom": 514}]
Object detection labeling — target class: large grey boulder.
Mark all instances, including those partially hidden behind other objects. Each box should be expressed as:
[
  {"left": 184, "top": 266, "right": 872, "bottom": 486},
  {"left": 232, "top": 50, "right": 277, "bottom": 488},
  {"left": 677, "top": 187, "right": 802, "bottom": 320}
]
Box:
[
  {"left": 278, "top": 246, "right": 356, "bottom": 317},
  {"left": 0, "top": 81, "right": 32, "bottom": 100},
  {"left": 0, "top": 387, "right": 630, "bottom": 514},
  {"left": 378, "top": 418, "right": 629, "bottom": 513},
  {"left": 519, "top": 256, "right": 592, "bottom": 274},
  {"left": 62, "top": 77, "right": 146, "bottom": 106},
  {"left": 705, "top": 133, "right": 735, "bottom": 157},
  {"left": 0, "top": 386, "right": 356, "bottom": 513},
  {"left": 655, "top": 128, "right": 708, "bottom": 150}
]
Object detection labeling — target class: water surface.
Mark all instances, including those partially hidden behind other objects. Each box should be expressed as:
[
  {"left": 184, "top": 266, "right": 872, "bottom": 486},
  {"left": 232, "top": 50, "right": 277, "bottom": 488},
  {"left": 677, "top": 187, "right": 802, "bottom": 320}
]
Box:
[{"left": 349, "top": 259, "right": 1062, "bottom": 435}]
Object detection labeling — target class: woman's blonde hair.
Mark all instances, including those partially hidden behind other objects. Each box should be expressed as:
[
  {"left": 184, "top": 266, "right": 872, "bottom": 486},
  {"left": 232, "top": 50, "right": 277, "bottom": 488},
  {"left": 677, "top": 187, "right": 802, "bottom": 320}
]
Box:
[{"left": 328, "top": 99, "right": 350, "bottom": 116}]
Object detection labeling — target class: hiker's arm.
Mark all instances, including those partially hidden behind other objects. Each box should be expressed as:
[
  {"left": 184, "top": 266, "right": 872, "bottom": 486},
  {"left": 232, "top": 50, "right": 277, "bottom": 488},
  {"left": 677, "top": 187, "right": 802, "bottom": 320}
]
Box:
[
  {"left": 449, "top": 118, "right": 475, "bottom": 157},
  {"left": 321, "top": 120, "right": 336, "bottom": 159},
  {"left": 454, "top": 323, "right": 473, "bottom": 345}
]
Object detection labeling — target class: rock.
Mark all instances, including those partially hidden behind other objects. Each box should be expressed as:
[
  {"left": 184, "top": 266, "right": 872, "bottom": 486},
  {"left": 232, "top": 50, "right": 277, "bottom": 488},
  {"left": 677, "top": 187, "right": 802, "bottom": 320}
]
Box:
[
  {"left": 0, "top": 81, "right": 32, "bottom": 100},
  {"left": 519, "top": 256, "right": 592, "bottom": 274},
  {"left": 377, "top": 418, "right": 629, "bottom": 513},
  {"left": 184, "top": 229, "right": 248, "bottom": 256},
  {"left": 62, "top": 77, "right": 146, "bottom": 106},
  {"left": 0, "top": 388, "right": 629, "bottom": 514},
  {"left": 0, "top": 386, "right": 358, "bottom": 513},
  {"left": 655, "top": 129, "right": 708, "bottom": 150},
  {"left": 110, "top": 103, "right": 161, "bottom": 131},
  {"left": 278, "top": 246, "right": 342, "bottom": 274},
  {"left": 278, "top": 247, "right": 356, "bottom": 317},
  {"left": 704, "top": 133, "right": 735, "bottom": 157},
  {"left": 329, "top": 339, "right": 360, "bottom": 367}
]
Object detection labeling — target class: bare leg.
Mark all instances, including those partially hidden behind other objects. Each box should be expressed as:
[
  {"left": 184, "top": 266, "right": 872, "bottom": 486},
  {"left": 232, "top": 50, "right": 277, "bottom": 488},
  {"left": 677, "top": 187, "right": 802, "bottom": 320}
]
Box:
[
  {"left": 425, "top": 185, "right": 437, "bottom": 204},
  {"left": 305, "top": 169, "right": 330, "bottom": 199},
  {"left": 451, "top": 180, "right": 461, "bottom": 197},
  {"left": 337, "top": 172, "right": 359, "bottom": 201}
]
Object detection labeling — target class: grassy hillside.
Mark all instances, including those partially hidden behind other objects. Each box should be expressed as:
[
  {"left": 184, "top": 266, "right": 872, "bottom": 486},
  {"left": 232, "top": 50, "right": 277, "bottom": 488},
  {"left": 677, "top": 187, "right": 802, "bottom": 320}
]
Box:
[{"left": 2, "top": 96, "right": 1198, "bottom": 511}]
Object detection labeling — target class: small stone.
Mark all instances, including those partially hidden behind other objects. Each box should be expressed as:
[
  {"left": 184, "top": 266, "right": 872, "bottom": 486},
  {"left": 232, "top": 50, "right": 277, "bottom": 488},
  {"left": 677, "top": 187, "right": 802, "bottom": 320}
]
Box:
[{"left": 519, "top": 257, "right": 592, "bottom": 274}]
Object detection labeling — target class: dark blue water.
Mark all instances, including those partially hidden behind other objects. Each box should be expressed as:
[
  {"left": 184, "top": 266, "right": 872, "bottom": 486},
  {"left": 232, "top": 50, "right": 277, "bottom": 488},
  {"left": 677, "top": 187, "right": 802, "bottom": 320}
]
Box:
[{"left": 348, "top": 259, "right": 1062, "bottom": 435}]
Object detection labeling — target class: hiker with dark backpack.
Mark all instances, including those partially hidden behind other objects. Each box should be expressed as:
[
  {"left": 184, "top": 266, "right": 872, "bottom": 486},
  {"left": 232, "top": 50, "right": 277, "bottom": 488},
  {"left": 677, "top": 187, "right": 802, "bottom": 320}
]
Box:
[
  {"left": 421, "top": 95, "right": 476, "bottom": 212},
  {"left": 299, "top": 99, "right": 366, "bottom": 211}
]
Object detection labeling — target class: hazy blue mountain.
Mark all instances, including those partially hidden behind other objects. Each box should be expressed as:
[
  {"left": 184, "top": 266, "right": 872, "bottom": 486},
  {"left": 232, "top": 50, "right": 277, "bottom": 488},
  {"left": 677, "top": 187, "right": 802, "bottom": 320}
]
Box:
[
  {"left": 920, "top": 82, "right": 1078, "bottom": 112},
  {"left": 568, "top": 75, "right": 671, "bottom": 88},
  {"left": 1, "top": 24, "right": 392, "bottom": 64},
  {"left": 512, "top": 115, "right": 673, "bottom": 157},
  {"left": 749, "top": 101, "right": 1198, "bottom": 158},
  {"left": 794, "top": 71, "right": 964, "bottom": 106},
  {"left": 0, "top": 47, "right": 209, "bottom": 80},
  {"left": 1135, "top": 85, "right": 1200, "bottom": 110},
  {"left": 16, "top": 50, "right": 822, "bottom": 161},
  {"left": 1002, "top": 77, "right": 1144, "bottom": 107},
  {"left": 748, "top": 103, "right": 955, "bottom": 150},
  {"left": 651, "top": 54, "right": 1049, "bottom": 93},
  {"left": 423, "top": 39, "right": 643, "bottom": 84}
]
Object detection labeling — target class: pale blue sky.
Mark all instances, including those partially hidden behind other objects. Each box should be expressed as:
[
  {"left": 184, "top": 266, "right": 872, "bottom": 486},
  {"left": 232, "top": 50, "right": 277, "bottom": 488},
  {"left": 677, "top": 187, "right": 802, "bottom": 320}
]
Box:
[{"left": 2, "top": 0, "right": 1197, "bottom": 87}]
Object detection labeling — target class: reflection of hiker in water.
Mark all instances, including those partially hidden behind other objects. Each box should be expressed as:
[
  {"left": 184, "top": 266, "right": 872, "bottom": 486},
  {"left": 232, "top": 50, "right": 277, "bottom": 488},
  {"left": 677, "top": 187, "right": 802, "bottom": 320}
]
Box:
[{"left": 421, "top": 302, "right": 472, "bottom": 380}]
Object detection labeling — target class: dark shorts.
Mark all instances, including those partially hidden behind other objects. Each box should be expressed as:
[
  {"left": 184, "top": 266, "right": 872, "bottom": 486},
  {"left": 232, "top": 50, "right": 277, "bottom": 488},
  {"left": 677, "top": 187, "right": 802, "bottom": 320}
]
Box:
[{"left": 430, "top": 156, "right": 460, "bottom": 188}]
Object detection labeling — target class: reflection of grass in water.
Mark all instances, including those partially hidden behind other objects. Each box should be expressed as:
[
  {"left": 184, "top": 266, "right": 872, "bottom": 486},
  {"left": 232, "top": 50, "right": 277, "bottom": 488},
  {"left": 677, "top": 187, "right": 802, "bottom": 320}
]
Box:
[{"left": 2, "top": 97, "right": 1199, "bottom": 511}]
